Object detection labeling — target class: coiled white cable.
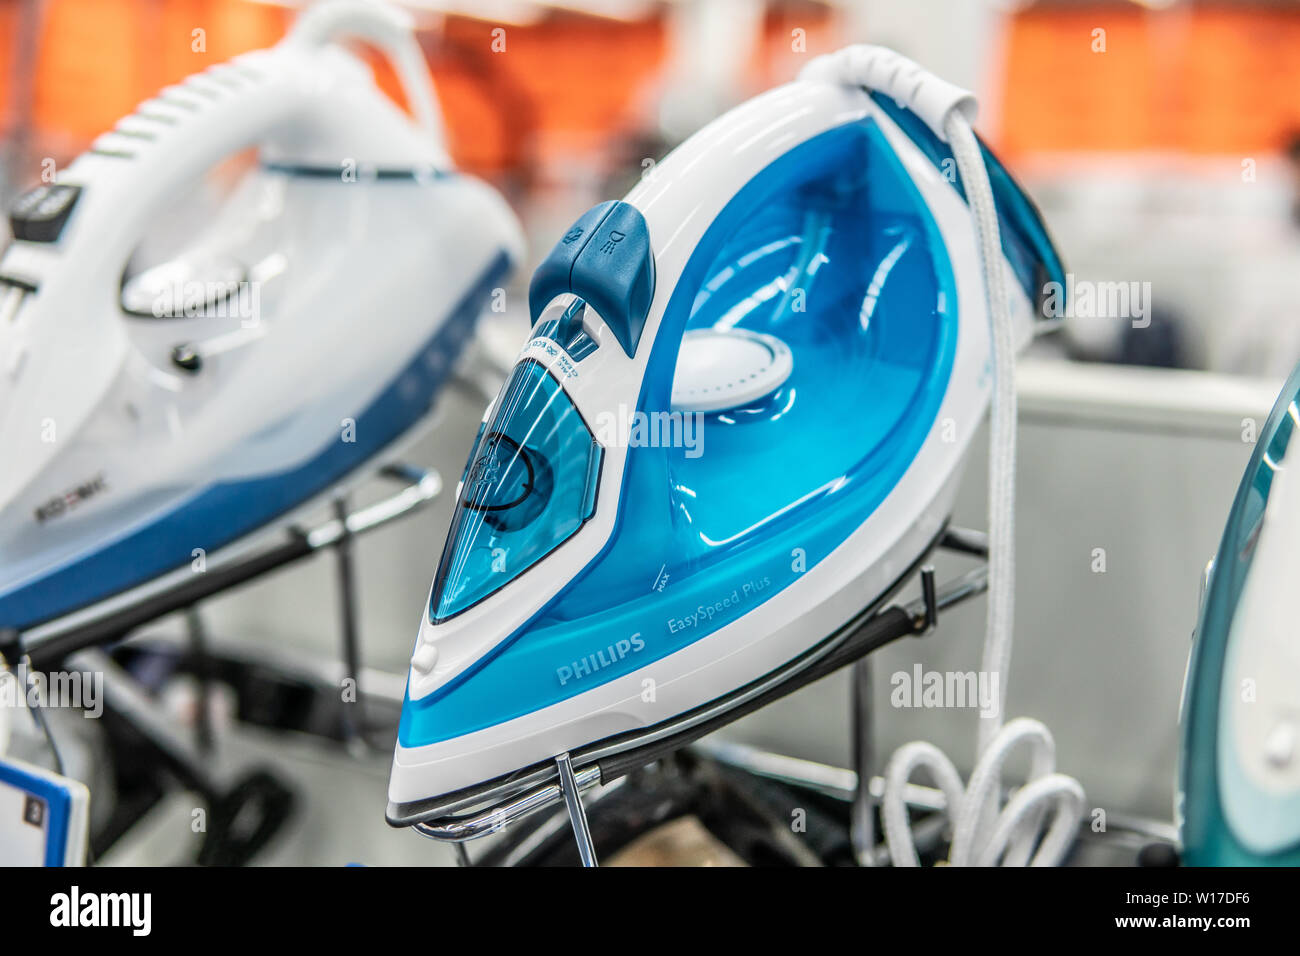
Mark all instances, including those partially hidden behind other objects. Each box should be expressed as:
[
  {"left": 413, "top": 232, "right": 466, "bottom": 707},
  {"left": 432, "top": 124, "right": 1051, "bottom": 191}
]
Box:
[{"left": 803, "top": 46, "right": 1086, "bottom": 866}]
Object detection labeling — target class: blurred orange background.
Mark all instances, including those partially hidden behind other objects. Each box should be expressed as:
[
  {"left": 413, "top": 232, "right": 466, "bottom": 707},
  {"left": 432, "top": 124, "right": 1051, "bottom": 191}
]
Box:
[
  {"left": 0, "top": 0, "right": 842, "bottom": 177},
  {"left": 3, "top": 0, "right": 1300, "bottom": 179}
]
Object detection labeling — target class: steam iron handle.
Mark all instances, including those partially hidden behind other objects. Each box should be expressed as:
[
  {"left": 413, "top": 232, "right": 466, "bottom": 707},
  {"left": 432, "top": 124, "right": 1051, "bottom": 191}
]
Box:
[
  {"left": 57, "top": 56, "right": 308, "bottom": 301},
  {"left": 799, "top": 45, "right": 977, "bottom": 142},
  {"left": 286, "top": 0, "right": 448, "bottom": 155},
  {"left": 60, "top": 2, "right": 446, "bottom": 294}
]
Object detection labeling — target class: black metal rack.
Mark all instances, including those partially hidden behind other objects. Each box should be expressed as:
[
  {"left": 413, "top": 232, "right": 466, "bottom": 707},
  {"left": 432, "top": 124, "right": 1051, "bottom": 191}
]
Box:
[{"left": 407, "top": 527, "right": 992, "bottom": 867}]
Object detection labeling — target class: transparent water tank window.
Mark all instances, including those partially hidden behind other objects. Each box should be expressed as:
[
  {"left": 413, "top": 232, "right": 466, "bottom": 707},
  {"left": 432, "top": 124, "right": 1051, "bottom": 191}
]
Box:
[{"left": 429, "top": 360, "right": 602, "bottom": 622}]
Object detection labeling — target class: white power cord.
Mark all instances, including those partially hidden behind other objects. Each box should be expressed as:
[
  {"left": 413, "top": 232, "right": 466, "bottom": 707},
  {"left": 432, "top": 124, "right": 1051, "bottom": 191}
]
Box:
[{"left": 803, "top": 47, "right": 1085, "bottom": 866}]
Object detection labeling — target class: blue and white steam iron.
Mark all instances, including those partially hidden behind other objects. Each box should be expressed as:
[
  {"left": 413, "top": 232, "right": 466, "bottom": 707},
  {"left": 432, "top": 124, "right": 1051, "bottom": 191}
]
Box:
[
  {"left": 388, "top": 46, "right": 1067, "bottom": 831},
  {"left": 0, "top": 1, "right": 523, "bottom": 630},
  {"left": 1180, "top": 361, "right": 1300, "bottom": 865}
]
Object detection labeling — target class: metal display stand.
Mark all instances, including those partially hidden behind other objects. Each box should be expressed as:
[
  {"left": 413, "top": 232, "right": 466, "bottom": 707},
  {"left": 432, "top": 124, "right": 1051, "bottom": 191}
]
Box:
[
  {"left": 9, "top": 463, "right": 441, "bottom": 670},
  {"left": 409, "top": 514, "right": 1175, "bottom": 867},
  {"left": 411, "top": 527, "right": 992, "bottom": 867},
  {"left": 415, "top": 517, "right": 1175, "bottom": 867},
  {"left": 0, "top": 463, "right": 443, "bottom": 862},
  {"left": 0, "top": 493, "right": 1175, "bottom": 866}
]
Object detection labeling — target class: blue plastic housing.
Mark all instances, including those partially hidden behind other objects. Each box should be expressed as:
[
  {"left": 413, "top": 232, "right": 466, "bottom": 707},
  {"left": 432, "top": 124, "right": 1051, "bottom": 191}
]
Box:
[
  {"left": 1180, "top": 362, "right": 1300, "bottom": 865},
  {"left": 401, "top": 117, "right": 961, "bottom": 747}
]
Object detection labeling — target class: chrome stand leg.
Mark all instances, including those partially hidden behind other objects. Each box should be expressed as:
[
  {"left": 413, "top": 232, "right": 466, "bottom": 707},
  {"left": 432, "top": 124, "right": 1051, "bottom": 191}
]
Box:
[
  {"left": 556, "top": 753, "right": 598, "bottom": 867},
  {"left": 185, "top": 606, "right": 215, "bottom": 755},
  {"left": 453, "top": 843, "right": 472, "bottom": 867},
  {"left": 850, "top": 657, "right": 876, "bottom": 866},
  {"left": 332, "top": 496, "right": 367, "bottom": 748}
]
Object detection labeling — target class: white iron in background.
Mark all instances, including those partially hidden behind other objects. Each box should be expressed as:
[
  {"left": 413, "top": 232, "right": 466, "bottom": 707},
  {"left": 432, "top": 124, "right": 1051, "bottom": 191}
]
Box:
[{"left": 0, "top": 0, "right": 524, "bottom": 630}]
